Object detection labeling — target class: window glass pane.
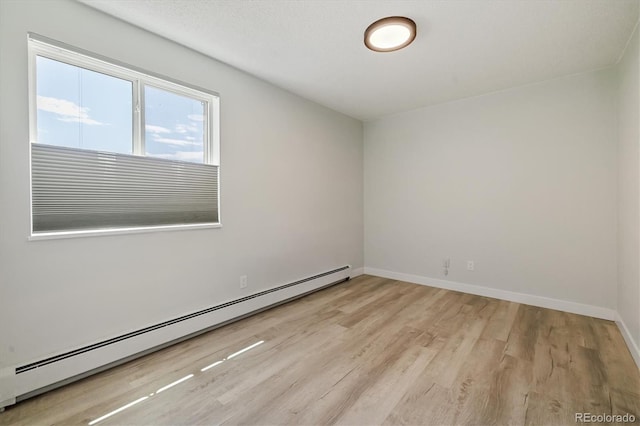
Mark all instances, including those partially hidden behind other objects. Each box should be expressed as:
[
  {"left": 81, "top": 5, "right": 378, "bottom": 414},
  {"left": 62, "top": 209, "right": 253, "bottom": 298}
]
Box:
[
  {"left": 36, "top": 56, "right": 133, "bottom": 154},
  {"left": 144, "top": 85, "right": 205, "bottom": 164}
]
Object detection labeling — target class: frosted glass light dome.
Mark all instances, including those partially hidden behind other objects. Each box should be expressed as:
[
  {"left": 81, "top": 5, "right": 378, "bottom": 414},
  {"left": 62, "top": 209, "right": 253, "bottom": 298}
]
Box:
[{"left": 365, "top": 17, "right": 416, "bottom": 52}]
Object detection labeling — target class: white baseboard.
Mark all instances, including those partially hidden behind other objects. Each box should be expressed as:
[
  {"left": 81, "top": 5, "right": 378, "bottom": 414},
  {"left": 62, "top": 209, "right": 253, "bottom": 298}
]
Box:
[
  {"left": 615, "top": 312, "right": 640, "bottom": 370},
  {"left": 363, "top": 267, "right": 616, "bottom": 320},
  {"left": 350, "top": 267, "right": 364, "bottom": 278}
]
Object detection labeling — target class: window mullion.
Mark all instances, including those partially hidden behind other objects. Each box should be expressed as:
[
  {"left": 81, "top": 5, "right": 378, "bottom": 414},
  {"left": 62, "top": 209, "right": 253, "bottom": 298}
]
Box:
[
  {"left": 133, "top": 79, "right": 143, "bottom": 155},
  {"left": 203, "top": 101, "right": 210, "bottom": 164}
]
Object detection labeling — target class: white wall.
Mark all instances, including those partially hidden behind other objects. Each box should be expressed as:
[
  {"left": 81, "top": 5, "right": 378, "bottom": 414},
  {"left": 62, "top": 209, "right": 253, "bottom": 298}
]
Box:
[
  {"left": 0, "top": 0, "right": 362, "bottom": 372},
  {"left": 1, "top": 0, "right": 637, "bottom": 402},
  {"left": 364, "top": 69, "right": 618, "bottom": 313},
  {"left": 617, "top": 21, "right": 640, "bottom": 360}
]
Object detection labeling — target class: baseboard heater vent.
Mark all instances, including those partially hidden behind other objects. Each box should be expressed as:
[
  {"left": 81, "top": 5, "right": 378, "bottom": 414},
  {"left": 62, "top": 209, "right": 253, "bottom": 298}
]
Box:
[
  {"left": 16, "top": 266, "right": 349, "bottom": 375},
  {"left": 4, "top": 266, "right": 350, "bottom": 406}
]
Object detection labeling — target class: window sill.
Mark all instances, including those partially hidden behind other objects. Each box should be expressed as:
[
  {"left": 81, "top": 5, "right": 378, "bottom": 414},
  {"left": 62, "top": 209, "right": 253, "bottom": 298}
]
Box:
[{"left": 28, "top": 223, "right": 222, "bottom": 241}]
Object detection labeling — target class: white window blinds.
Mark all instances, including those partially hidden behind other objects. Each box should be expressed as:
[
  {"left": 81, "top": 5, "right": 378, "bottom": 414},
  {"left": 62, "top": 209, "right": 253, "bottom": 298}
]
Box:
[{"left": 31, "top": 143, "right": 219, "bottom": 233}]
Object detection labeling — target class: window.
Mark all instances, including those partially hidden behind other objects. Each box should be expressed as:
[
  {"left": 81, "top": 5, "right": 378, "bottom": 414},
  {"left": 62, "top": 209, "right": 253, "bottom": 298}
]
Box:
[{"left": 28, "top": 35, "right": 220, "bottom": 237}]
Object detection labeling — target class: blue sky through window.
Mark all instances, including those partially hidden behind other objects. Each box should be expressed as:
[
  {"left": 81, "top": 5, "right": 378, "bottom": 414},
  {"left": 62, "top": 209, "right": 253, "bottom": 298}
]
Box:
[
  {"left": 145, "top": 86, "right": 205, "bottom": 164},
  {"left": 36, "top": 56, "right": 206, "bottom": 164},
  {"left": 36, "top": 56, "right": 132, "bottom": 153}
]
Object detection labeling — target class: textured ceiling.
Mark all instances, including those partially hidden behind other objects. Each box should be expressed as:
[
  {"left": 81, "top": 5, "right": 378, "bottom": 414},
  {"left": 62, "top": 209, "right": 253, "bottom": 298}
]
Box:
[{"left": 79, "top": 0, "right": 639, "bottom": 121}]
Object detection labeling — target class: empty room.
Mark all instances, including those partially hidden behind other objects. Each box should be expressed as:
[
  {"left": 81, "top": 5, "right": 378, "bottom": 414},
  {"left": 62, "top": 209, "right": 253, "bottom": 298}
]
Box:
[{"left": 0, "top": 0, "right": 639, "bottom": 425}]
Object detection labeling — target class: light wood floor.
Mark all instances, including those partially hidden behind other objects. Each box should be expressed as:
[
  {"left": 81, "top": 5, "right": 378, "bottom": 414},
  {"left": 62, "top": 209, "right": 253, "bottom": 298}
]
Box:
[{"left": 1, "top": 275, "right": 639, "bottom": 425}]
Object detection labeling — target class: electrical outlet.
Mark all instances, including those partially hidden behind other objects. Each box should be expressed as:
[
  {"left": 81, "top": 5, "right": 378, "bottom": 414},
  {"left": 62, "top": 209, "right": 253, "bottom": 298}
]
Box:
[
  {"left": 240, "top": 275, "right": 248, "bottom": 288},
  {"left": 442, "top": 258, "right": 450, "bottom": 276},
  {"left": 467, "top": 261, "right": 474, "bottom": 271}
]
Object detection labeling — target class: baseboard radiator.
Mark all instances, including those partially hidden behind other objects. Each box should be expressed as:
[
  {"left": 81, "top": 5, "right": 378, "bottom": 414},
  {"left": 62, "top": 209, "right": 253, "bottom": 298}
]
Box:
[{"left": 1, "top": 266, "right": 351, "bottom": 409}]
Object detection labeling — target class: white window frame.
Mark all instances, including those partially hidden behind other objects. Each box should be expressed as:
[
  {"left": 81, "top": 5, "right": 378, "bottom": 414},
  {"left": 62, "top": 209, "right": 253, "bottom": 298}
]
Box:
[{"left": 27, "top": 33, "right": 221, "bottom": 240}]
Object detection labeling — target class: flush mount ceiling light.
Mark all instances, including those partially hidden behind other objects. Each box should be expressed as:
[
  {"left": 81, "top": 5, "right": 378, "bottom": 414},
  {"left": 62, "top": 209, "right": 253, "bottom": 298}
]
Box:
[{"left": 364, "top": 16, "right": 416, "bottom": 52}]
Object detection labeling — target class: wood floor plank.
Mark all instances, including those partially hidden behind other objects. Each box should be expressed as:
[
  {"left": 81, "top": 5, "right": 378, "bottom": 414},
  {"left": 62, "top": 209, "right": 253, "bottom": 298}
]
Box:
[
  {"left": 481, "top": 299, "right": 520, "bottom": 342},
  {"left": 220, "top": 289, "right": 433, "bottom": 425},
  {"left": 332, "top": 343, "right": 440, "bottom": 426},
  {"left": 292, "top": 327, "right": 425, "bottom": 425},
  {"left": 486, "top": 353, "right": 532, "bottom": 426},
  {"left": 383, "top": 382, "right": 455, "bottom": 426},
  {"left": 448, "top": 338, "right": 507, "bottom": 425},
  {"left": 523, "top": 390, "right": 577, "bottom": 426},
  {"left": 1, "top": 275, "right": 638, "bottom": 426}
]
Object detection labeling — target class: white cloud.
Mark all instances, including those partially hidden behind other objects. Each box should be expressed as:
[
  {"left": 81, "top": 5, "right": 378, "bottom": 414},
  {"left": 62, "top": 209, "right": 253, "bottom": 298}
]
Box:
[
  {"left": 188, "top": 114, "right": 204, "bottom": 122},
  {"left": 175, "top": 123, "right": 199, "bottom": 134},
  {"left": 151, "top": 151, "right": 204, "bottom": 162},
  {"left": 152, "top": 137, "right": 201, "bottom": 147},
  {"left": 37, "top": 96, "right": 105, "bottom": 126},
  {"left": 145, "top": 124, "right": 171, "bottom": 134}
]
